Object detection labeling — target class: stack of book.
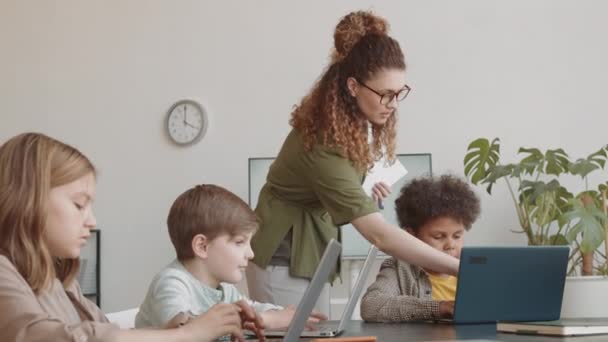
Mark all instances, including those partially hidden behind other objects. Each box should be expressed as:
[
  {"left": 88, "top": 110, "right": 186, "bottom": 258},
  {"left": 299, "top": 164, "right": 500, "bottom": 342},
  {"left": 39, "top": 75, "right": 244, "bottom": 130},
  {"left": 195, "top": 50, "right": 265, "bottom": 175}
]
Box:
[{"left": 497, "top": 318, "right": 608, "bottom": 337}]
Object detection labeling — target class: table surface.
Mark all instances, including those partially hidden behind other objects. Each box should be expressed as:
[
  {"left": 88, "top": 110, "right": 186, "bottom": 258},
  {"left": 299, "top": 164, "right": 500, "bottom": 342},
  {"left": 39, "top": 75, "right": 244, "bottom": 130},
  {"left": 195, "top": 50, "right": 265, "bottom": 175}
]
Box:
[{"left": 250, "top": 320, "right": 608, "bottom": 342}]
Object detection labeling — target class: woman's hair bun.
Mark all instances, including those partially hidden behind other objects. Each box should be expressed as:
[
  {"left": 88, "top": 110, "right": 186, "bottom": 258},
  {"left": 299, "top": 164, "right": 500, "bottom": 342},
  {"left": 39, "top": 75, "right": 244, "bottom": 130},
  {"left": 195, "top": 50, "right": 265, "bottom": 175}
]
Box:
[{"left": 332, "top": 10, "right": 389, "bottom": 63}]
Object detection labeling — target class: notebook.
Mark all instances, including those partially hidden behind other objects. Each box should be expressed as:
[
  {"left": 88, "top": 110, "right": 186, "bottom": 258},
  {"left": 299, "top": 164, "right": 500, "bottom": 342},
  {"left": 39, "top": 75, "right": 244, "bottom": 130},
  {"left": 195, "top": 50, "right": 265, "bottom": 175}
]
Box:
[
  {"left": 444, "top": 246, "right": 569, "bottom": 324},
  {"left": 258, "top": 244, "right": 378, "bottom": 339},
  {"left": 497, "top": 318, "right": 608, "bottom": 336}
]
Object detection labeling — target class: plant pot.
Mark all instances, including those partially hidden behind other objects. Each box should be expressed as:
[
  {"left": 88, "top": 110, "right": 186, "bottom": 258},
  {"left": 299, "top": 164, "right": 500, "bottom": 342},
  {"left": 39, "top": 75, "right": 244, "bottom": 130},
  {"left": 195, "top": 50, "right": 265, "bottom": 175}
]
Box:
[{"left": 560, "top": 276, "right": 608, "bottom": 318}]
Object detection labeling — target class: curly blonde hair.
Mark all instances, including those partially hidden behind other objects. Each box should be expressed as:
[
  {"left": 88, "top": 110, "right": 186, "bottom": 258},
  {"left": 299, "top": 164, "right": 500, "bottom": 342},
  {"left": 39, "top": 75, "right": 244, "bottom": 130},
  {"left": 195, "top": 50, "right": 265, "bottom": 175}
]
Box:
[{"left": 290, "top": 11, "right": 405, "bottom": 171}]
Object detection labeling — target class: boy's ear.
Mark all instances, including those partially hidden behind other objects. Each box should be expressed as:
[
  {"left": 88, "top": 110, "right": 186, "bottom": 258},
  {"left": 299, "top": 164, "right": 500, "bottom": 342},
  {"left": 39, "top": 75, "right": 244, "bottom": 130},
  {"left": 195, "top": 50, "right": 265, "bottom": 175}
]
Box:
[
  {"left": 192, "top": 234, "right": 210, "bottom": 259},
  {"left": 405, "top": 227, "right": 416, "bottom": 236}
]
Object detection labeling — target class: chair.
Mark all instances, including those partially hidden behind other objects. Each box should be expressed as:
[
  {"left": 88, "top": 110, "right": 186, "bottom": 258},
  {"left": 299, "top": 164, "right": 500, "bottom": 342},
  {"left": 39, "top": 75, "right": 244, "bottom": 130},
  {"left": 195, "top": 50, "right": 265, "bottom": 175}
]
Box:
[{"left": 106, "top": 308, "right": 139, "bottom": 329}]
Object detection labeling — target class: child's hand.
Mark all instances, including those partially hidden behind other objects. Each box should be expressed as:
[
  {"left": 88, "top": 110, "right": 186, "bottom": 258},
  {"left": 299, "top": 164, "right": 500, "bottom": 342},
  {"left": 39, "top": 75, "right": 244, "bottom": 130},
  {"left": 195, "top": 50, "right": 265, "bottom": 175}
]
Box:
[
  {"left": 303, "top": 309, "right": 328, "bottom": 330},
  {"left": 371, "top": 182, "right": 391, "bottom": 203},
  {"left": 260, "top": 307, "right": 290, "bottom": 330},
  {"left": 233, "top": 300, "right": 265, "bottom": 341},
  {"left": 181, "top": 303, "right": 243, "bottom": 342},
  {"left": 262, "top": 305, "right": 328, "bottom": 330},
  {"left": 439, "top": 301, "right": 455, "bottom": 318}
]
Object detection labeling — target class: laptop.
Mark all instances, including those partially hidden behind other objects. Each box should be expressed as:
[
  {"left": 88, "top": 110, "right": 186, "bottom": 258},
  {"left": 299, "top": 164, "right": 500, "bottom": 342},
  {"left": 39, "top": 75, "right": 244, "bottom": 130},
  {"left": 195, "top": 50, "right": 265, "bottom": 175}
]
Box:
[
  {"left": 297, "top": 245, "right": 378, "bottom": 337},
  {"left": 247, "top": 242, "right": 378, "bottom": 341},
  {"left": 245, "top": 238, "right": 341, "bottom": 341},
  {"left": 444, "top": 246, "right": 569, "bottom": 324}
]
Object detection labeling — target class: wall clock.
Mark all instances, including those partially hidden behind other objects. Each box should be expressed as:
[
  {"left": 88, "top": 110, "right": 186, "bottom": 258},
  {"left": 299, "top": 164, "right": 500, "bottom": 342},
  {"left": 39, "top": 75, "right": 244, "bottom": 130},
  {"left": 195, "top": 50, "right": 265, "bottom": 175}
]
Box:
[{"left": 166, "top": 99, "right": 208, "bottom": 146}]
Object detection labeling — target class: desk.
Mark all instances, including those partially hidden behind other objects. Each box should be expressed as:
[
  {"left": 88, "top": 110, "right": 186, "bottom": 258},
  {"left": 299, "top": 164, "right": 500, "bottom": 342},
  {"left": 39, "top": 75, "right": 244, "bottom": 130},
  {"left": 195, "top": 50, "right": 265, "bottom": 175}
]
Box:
[{"left": 290, "top": 320, "right": 605, "bottom": 341}]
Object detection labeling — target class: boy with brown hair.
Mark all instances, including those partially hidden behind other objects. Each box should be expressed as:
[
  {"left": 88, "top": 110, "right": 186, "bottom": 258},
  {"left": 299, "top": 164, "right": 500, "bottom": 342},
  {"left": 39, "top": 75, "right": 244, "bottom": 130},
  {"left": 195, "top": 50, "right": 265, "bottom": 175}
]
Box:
[{"left": 136, "top": 184, "right": 325, "bottom": 334}]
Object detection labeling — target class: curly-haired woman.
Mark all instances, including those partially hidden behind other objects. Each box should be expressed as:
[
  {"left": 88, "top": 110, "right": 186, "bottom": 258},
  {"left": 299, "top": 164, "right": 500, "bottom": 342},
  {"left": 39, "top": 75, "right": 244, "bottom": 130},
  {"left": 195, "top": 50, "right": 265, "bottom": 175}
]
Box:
[
  {"left": 360, "top": 175, "right": 481, "bottom": 322},
  {"left": 246, "top": 10, "right": 462, "bottom": 315}
]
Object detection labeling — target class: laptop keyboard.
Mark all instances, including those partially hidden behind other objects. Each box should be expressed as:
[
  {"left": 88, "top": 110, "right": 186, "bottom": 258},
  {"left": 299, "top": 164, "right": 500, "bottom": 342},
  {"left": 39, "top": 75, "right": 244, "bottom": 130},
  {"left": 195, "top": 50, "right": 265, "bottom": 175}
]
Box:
[{"left": 310, "top": 322, "right": 336, "bottom": 332}]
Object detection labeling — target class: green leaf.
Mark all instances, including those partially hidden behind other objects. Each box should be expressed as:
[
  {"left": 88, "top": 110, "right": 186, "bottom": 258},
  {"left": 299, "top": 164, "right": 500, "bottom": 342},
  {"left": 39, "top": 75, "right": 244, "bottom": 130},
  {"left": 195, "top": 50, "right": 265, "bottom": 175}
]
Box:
[
  {"left": 464, "top": 138, "right": 500, "bottom": 187},
  {"left": 557, "top": 211, "right": 571, "bottom": 229},
  {"left": 549, "top": 233, "right": 569, "bottom": 245},
  {"left": 562, "top": 198, "right": 608, "bottom": 254},
  {"left": 555, "top": 186, "right": 575, "bottom": 212},
  {"left": 519, "top": 180, "right": 573, "bottom": 228},
  {"left": 480, "top": 164, "right": 514, "bottom": 194},
  {"left": 568, "top": 148, "right": 607, "bottom": 179},
  {"left": 587, "top": 147, "right": 608, "bottom": 169},
  {"left": 518, "top": 147, "right": 544, "bottom": 175},
  {"left": 510, "top": 163, "right": 529, "bottom": 178},
  {"left": 565, "top": 220, "right": 583, "bottom": 243},
  {"left": 519, "top": 179, "right": 563, "bottom": 203},
  {"left": 569, "top": 159, "right": 599, "bottom": 179},
  {"left": 545, "top": 148, "right": 570, "bottom": 176}
]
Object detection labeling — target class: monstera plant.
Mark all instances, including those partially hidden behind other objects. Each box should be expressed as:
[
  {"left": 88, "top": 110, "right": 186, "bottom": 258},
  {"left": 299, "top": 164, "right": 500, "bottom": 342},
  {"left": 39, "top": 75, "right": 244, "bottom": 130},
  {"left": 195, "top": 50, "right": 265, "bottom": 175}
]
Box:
[{"left": 463, "top": 138, "right": 608, "bottom": 276}]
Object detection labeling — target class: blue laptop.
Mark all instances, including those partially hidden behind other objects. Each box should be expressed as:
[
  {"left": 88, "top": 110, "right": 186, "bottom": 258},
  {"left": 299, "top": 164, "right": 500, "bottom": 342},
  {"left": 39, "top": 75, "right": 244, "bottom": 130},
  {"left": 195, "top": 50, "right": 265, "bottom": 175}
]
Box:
[{"left": 449, "top": 246, "right": 569, "bottom": 324}]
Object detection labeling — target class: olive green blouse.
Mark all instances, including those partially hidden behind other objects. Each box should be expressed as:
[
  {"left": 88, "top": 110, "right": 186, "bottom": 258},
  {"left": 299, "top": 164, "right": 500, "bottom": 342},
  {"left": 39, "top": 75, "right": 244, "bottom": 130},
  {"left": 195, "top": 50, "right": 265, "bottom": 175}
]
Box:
[{"left": 250, "top": 129, "right": 378, "bottom": 281}]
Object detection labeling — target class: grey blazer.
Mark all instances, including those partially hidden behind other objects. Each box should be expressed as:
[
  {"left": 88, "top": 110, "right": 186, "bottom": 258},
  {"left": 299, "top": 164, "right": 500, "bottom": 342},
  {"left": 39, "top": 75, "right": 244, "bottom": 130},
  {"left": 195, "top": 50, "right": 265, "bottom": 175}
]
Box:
[{"left": 360, "top": 257, "right": 441, "bottom": 322}]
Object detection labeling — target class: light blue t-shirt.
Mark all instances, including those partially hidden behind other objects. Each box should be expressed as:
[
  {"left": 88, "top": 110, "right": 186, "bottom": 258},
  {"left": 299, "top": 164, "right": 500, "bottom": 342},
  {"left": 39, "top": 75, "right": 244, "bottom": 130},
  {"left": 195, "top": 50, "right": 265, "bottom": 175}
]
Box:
[{"left": 135, "top": 259, "right": 282, "bottom": 329}]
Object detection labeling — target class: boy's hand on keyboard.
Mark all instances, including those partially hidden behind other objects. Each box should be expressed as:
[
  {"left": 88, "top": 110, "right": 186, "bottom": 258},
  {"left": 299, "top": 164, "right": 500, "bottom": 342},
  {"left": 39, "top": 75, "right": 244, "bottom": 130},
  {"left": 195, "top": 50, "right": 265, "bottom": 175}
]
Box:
[
  {"left": 234, "top": 300, "right": 266, "bottom": 341},
  {"left": 260, "top": 306, "right": 294, "bottom": 330},
  {"left": 439, "top": 301, "right": 455, "bottom": 318},
  {"left": 261, "top": 305, "right": 328, "bottom": 331},
  {"left": 304, "top": 309, "right": 328, "bottom": 331},
  {"left": 181, "top": 303, "right": 243, "bottom": 342}
]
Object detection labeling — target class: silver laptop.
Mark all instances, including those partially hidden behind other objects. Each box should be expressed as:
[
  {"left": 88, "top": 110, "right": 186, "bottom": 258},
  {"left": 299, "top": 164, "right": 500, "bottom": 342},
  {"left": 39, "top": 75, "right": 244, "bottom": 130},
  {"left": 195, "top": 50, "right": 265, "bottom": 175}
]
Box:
[
  {"left": 247, "top": 242, "right": 377, "bottom": 341},
  {"left": 298, "top": 245, "right": 378, "bottom": 338},
  {"left": 245, "top": 238, "right": 341, "bottom": 341}
]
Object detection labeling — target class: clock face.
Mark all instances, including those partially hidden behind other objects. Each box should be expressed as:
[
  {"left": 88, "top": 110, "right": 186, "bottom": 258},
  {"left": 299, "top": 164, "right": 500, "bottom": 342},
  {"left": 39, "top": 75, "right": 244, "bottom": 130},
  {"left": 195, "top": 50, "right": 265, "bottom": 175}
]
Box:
[{"left": 166, "top": 100, "right": 207, "bottom": 145}]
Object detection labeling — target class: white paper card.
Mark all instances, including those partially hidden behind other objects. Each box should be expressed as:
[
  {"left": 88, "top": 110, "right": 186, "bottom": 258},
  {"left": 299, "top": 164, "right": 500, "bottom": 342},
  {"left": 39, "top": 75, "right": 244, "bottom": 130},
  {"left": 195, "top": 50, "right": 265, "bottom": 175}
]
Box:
[{"left": 362, "top": 158, "right": 408, "bottom": 195}]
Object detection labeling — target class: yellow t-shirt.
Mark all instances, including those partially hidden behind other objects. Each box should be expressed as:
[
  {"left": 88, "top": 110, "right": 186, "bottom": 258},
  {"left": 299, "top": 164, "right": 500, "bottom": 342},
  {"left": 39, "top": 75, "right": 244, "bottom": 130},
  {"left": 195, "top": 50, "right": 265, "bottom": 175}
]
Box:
[{"left": 427, "top": 273, "right": 458, "bottom": 301}]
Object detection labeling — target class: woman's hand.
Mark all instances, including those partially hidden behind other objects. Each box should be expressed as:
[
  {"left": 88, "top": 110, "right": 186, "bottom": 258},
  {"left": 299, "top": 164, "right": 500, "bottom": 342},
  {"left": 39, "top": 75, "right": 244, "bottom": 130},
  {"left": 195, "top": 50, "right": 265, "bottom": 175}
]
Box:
[
  {"left": 371, "top": 182, "right": 391, "bottom": 205},
  {"left": 351, "top": 212, "right": 460, "bottom": 276}
]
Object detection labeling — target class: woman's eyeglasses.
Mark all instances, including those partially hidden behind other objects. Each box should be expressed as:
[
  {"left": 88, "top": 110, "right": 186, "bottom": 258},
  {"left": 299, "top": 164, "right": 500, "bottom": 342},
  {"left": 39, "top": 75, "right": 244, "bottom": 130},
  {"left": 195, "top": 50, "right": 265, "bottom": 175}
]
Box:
[{"left": 357, "top": 80, "right": 411, "bottom": 105}]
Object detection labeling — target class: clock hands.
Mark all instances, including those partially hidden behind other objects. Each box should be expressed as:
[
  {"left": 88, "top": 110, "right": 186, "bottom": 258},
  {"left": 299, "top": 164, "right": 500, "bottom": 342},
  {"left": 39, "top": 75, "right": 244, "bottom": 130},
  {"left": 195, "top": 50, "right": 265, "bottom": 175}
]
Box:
[
  {"left": 182, "top": 107, "right": 200, "bottom": 130},
  {"left": 184, "top": 121, "right": 200, "bottom": 129}
]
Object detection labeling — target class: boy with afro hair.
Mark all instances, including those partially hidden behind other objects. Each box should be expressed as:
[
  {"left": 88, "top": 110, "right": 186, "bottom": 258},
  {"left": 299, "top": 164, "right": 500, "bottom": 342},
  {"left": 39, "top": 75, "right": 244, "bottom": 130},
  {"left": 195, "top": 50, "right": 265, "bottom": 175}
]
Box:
[{"left": 360, "top": 174, "right": 480, "bottom": 322}]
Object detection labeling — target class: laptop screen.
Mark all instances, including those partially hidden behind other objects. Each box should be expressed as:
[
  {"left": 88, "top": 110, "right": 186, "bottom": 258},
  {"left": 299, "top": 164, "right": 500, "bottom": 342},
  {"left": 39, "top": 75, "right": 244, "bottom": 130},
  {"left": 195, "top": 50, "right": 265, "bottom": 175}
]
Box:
[
  {"left": 336, "top": 245, "right": 378, "bottom": 332},
  {"left": 282, "top": 239, "right": 342, "bottom": 341},
  {"left": 453, "top": 246, "right": 569, "bottom": 323}
]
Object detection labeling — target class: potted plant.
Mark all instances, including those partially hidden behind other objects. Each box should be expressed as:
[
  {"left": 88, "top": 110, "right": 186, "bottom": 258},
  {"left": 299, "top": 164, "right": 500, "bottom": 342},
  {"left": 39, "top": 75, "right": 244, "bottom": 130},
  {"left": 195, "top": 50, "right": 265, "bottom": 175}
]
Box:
[{"left": 463, "top": 138, "right": 608, "bottom": 317}]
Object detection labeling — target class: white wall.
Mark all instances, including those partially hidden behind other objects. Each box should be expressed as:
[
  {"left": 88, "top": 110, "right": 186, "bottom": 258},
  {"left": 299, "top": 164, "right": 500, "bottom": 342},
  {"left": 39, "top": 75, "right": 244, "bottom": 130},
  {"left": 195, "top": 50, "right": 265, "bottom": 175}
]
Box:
[{"left": 1, "top": 0, "right": 607, "bottom": 312}]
